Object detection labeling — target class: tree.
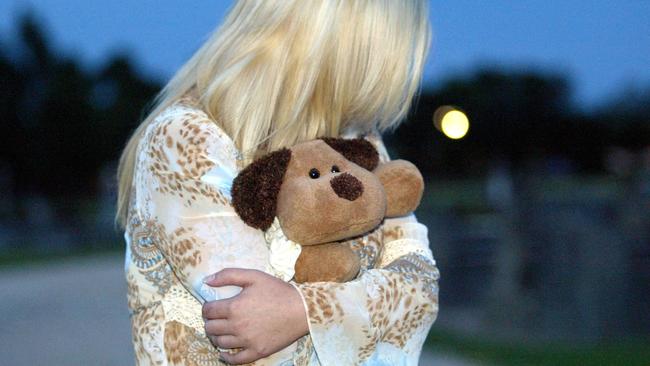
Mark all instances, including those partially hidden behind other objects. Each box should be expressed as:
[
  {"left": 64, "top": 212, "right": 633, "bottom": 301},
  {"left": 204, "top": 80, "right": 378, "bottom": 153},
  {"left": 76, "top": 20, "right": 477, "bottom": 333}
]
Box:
[{"left": 0, "top": 13, "right": 162, "bottom": 217}]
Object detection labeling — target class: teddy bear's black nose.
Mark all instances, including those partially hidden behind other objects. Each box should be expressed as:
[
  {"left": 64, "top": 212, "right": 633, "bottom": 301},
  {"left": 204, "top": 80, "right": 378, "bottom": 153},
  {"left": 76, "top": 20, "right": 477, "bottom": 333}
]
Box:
[{"left": 330, "top": 172, "right": 364, "bottom": 201}]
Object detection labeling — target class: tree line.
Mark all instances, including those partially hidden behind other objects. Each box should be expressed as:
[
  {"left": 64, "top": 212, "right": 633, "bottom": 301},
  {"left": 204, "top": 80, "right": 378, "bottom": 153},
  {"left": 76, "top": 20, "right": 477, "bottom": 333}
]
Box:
[
  {"left": 1, "top": 14, "right": 158, "bottom": 206},
  {"left": 1, "top": 14, "right": 648, "bottom": 212},
  {"left": 387, "top": 70, "right": 649, "bottom": 178}
]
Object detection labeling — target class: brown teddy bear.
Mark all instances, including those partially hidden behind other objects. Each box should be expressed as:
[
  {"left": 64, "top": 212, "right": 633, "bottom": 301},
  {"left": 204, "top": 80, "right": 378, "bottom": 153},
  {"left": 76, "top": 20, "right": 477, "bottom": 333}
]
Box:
[{"left": 231, "top": 137, "right": 423, "bottom": 283}]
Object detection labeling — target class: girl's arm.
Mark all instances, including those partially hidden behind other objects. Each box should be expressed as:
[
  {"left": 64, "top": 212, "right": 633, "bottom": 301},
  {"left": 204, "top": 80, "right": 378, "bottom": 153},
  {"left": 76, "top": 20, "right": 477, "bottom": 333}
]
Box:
[
  {"left": 291, "top": 131, "right": 440, "bottom": 365},
  {"left": 139, "top": 104, "right": 271, "bottom": 303},
  {"left": 140, "top": 104, "right": 309, "bottom": 364},
  {"left": 201, "top": 128, "right": 439, "bottom": 365}
]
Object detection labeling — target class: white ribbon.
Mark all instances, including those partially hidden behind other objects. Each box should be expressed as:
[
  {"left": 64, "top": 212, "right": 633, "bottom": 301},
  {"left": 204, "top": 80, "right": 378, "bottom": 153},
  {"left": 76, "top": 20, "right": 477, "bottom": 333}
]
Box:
[{"left": 264, "top": 217, "right": 302, "bottom": 281}]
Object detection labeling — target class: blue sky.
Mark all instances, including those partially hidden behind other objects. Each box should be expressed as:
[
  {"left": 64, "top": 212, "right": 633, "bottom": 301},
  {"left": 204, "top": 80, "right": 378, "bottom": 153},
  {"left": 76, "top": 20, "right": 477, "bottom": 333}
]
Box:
[{"left": 1, "top": 0, "right": 649, "bottom": 109}]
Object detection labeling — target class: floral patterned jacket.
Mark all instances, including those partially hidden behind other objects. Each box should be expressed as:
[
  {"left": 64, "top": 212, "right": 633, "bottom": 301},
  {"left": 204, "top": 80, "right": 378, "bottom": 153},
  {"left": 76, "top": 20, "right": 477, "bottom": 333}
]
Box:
[{"left": 124, "top": 96, "right": 439, "bottom": 365}]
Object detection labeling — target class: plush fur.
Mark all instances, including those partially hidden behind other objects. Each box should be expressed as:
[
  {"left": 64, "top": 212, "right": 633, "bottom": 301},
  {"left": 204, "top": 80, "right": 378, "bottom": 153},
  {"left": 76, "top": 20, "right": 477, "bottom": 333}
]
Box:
[
  {"left": 374, "top": 160, "right": 424, "bottom": 217},
  {"left": 275, "top": 140, "right": 385, "bottom": 246},
  {"left": 231, "top": 138, "right": 423, "bottom": 283},
  {"left": 231, "top": 148, "right": 291, "bottom": 230},
  {"left": 294, "top": 242, "right": 360, "bottom": 283},
  {"left": 330, "top": 172, "right": 364, "bottom": 201},
  {"left": 321, "top": 137, "right": 379, "bottom": 171}
]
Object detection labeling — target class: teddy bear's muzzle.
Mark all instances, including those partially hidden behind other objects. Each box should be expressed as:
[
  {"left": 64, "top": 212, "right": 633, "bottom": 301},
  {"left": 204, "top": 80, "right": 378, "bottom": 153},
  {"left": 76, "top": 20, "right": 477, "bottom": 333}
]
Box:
[{"left": 330, "top": 172, "right": 364, "bottom": 201}]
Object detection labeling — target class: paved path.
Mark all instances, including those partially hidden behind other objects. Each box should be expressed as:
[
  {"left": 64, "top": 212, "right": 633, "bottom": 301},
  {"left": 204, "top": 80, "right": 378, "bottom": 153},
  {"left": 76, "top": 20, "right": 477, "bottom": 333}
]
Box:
[
  {"left": 0, "top": 255, "right": 134, "bottom": 365},
  {"left": 0, "top": 255, "right": 479, "bottom": 366}
]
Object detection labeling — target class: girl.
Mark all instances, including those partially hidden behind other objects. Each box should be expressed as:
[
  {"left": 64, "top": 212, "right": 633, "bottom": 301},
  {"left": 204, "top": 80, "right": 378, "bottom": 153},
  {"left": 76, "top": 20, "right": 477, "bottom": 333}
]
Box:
[{"left": 117, "top": 1, "right": 439, "bottom": 365}]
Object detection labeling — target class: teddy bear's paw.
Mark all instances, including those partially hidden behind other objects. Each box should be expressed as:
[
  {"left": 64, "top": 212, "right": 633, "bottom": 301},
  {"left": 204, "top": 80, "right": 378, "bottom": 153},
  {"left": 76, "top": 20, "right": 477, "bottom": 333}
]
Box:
[{"left": 294, "top": 243, "right": 360, "bottom": 283}]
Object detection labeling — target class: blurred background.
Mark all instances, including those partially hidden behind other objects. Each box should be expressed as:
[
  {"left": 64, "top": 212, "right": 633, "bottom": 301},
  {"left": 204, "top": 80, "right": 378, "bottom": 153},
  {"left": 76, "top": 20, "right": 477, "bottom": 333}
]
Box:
[{"left": 0, "top": 1, "right": 648, "bottom": 365}]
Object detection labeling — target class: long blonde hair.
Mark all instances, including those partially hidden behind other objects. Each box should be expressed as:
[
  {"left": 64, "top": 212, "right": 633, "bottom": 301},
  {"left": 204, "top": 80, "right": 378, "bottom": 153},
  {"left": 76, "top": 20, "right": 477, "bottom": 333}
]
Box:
[{"left": 116, "top": 0, "right": 431, "bottom": 228}]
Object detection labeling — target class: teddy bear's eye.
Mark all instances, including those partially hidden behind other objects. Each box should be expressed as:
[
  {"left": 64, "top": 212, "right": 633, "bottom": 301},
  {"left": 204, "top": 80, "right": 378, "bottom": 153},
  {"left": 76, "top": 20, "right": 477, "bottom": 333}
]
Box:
[
  {"left": 309, "top": 168, "right": 320, "bottom": 179},
  {"left": 331, "top": 165, "right": 340, "bottom": 173}
]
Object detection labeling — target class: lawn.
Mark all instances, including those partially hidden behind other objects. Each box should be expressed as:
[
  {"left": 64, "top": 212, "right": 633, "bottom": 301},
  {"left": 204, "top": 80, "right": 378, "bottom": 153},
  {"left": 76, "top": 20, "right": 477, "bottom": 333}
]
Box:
[
  {"left": 0, "top": 243, "right": 122, "bottom": 268},
  {"left": 425, "top": 329, "right": 650, "bottom": 366}
]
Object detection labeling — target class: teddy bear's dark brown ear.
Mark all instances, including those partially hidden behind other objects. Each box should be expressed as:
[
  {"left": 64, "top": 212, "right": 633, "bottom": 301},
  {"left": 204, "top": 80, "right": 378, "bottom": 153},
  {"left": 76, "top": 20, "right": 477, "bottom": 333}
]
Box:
[
  {"left": 320, "top": 137, "right": 379, "bottom": 171},
  {"left": 231, "top": 148, "right": 291, "bottom": 231}
]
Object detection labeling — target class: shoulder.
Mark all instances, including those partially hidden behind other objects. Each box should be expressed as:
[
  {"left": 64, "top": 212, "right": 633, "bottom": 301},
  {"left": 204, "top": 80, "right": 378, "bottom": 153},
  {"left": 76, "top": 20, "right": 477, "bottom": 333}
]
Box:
[
  {"left": 146, "top": 97, "right": 233, "bottom": 153},
  {"left": 139, "top": 96, "right": 240, "bottom": 181}
]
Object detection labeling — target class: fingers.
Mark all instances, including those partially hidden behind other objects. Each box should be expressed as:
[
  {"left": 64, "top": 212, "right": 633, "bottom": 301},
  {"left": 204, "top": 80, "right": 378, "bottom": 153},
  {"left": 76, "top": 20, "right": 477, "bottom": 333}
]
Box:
[
  {"left": 204, "top": 318, "right": 233, "bottom": 336},
  {"left": 219, "top": 348, "right": 260, "bottom": 365},
  {"left": 211, "top": 335, "right": 244, "bottom": 349},
  {"left": 203, "top": 268, "right": 261, "bottom": 288},
  {"left": 202, "top": 299, "right": 233, "bottom": 319}
]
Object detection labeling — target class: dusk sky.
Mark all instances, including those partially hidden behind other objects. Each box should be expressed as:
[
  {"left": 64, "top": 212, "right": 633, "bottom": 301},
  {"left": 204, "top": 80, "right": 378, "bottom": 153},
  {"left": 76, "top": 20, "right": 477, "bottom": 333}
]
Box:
[{"left": 1, "top": 0, "right": 648, "bottom": 110}]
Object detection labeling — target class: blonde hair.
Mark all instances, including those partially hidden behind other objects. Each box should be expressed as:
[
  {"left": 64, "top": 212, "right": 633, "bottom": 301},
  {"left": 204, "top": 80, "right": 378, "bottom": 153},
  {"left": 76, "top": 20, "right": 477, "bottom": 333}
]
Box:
[{"left": 116, "top": 0, "right": 431, "bottom": 227}]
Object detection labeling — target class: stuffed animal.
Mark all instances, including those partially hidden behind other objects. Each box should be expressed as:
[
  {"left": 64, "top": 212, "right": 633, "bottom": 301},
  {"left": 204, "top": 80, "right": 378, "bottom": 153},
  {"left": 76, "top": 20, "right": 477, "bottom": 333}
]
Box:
[{"left": 231, "top": 137, "right": 423, "bottom": 283}]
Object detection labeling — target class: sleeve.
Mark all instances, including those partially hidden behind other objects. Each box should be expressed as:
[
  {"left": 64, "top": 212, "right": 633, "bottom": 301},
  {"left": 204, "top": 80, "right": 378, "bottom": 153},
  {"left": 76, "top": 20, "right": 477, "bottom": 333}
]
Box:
[
  {"left": 137, "top": 106, "right": 270, "bottom": 303},
  {"left": 292, "top": 130, "right": 440, "bottom": 365}
]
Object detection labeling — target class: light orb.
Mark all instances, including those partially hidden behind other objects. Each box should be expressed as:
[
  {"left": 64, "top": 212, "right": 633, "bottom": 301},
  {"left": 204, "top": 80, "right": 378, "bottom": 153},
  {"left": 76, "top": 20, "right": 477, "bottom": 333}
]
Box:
[{"left": 433, "top": 106, "right": 469, "bottom": 140}]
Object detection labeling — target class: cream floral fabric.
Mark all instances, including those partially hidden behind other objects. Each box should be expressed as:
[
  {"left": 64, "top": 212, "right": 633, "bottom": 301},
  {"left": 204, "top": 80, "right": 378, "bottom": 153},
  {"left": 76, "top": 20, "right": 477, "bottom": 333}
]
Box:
[{"left": 124, "top": 96, "right": 439, "bottom": 365}]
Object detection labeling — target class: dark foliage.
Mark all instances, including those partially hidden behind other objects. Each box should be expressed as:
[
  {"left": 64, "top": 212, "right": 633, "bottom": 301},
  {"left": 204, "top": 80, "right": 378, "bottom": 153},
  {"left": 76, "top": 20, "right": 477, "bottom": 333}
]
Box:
[
  {"left": 1, "top": 13, "right": 648, "bottom": 209},
  {"left": 385, "top": 69, "right": 650, "bottom": 178},
  {"left": 0, "top": 13, "right": 161, "bottom": 204}
]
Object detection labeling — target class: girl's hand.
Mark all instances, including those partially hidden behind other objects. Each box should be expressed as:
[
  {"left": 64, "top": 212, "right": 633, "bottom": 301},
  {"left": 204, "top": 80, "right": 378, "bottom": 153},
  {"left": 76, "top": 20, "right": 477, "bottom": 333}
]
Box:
[{"left": 202, "top": 268, "right": 309, "bottom": 365}]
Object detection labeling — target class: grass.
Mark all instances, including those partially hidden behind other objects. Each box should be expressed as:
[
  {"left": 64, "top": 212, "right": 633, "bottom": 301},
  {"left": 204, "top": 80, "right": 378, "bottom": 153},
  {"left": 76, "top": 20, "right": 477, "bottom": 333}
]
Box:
[
  {"left": 425, "top": 329, "right": 650, "bottom": 366},
  {"left": 421, "top": 178, "right": 489, "bottom": 211},
  {"left": 419, "top": 175, "right": 625, "bottom": 212},
  {"left": 0, "top": 243, "right": 123, "bottom": 268}
]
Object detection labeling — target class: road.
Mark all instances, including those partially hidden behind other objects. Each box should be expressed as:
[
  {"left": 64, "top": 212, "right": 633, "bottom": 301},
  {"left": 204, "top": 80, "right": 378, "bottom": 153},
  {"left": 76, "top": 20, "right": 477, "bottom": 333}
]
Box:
[{"left": 0, "top": 254, "right": 479, "bottom": 366}]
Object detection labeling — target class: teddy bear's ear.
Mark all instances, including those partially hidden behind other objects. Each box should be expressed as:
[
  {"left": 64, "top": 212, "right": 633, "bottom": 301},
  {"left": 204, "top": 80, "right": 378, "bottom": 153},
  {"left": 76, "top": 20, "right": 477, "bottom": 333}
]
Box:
[
  {"left": 320, "top": 137, "right": 379, "bottom": 171},
  {"left": 231, "top": 148, "right": 291, "bottom": 231}
]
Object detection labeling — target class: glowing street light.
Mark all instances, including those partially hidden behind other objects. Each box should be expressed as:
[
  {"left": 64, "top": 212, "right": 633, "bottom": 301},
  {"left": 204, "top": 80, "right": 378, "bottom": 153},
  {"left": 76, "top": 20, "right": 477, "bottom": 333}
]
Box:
[{"left": 433, "top": 106, "right": 470, "bottom": 140}]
